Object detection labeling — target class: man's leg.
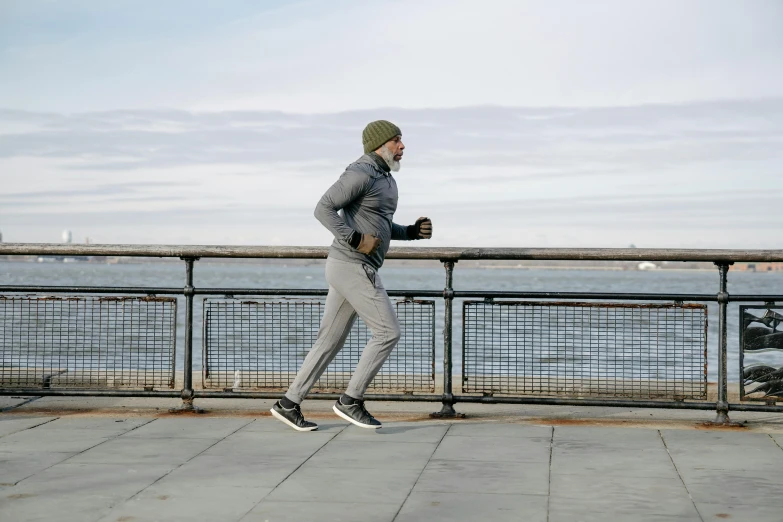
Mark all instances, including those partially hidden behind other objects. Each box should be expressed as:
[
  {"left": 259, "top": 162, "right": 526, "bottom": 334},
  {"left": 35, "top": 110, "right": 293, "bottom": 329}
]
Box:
[
  {"left": 344, "top": 274, "right": 400, "bottom": 400},
  {"left": 328, "top": 260, "right": 401, "bottom": 428},
  {"left": 271, "top": 273, "right": 357, "bottom": 431},
  {"left": 285, "top": 285, "right": 357, "bottom": 404}
]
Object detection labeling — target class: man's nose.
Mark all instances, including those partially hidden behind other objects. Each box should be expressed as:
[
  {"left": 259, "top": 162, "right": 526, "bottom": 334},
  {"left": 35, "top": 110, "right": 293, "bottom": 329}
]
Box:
[{"left": 399, "top": 141, "right": 405, "bottom": 150}]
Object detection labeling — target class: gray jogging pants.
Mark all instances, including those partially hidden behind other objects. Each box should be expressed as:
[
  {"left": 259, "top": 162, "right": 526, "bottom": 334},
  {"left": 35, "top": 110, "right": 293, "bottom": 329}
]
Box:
[{"left": 285, "top": 258, "right": 401, "bottom": 403}]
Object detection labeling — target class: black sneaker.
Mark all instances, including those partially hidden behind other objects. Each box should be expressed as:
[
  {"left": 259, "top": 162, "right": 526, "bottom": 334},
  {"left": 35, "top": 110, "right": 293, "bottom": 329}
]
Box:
[
  {"left": 333, "top": 399, "right": 382, "bottom": 429},
  {"left": 270, "top": 401, "right": 318, "bottom": 432}
]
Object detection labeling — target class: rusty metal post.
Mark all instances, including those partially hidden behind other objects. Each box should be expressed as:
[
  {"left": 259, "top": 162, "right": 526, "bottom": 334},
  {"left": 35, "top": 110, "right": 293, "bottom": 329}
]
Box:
[
  {"left": 714, "top": 262, "right": 731, "bottom": 424},
  {"left": 171, "top": 257, "right": 203, "bottom": 413},
  {"left": 432, "top": 260, "right": 464, "bottom": 418}
]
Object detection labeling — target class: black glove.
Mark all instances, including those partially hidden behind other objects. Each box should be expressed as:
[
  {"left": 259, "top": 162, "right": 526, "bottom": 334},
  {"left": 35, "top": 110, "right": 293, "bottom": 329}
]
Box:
[{"left": 407, "top": 217, "right": 432, "bottom": 240}]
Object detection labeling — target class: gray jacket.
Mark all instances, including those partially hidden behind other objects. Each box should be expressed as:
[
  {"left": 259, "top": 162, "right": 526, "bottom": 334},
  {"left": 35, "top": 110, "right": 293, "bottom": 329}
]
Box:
[{"left": 315, "top": 154, "right": 412, "bottom": 270}]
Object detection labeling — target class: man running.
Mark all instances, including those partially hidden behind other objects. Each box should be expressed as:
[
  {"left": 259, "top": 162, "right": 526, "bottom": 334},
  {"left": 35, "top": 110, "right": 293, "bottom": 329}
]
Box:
[{"left": 270, "top": 120, "right": 432, "bottom": 431}]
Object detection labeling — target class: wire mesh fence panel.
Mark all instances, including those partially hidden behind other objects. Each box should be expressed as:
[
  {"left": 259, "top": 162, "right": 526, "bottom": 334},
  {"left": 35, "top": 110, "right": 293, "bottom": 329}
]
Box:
[
  {"left": 0, "top": 295, "right": 177, "bottom": 389},
  {"left": 203, "top": 298, "right": 435, "bottom": 392},
  {"left": 462, "top": 301, "right": 707, "bottom": 400}
]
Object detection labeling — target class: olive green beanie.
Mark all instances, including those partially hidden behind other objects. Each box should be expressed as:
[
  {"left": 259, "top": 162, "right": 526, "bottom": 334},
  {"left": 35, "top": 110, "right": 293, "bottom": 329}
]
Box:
[{"left": 362, "top": 120, "right": 401, "bottom": 154}]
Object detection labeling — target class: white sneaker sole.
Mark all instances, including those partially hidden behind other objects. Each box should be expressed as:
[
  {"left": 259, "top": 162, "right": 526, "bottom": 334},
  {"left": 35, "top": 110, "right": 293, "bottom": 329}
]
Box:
[
  {"left": 332, "top": 404, "right": 382, "bottom": 429},
  {"left": 270, "top": 408, "right": 318, "bottom": 432}
]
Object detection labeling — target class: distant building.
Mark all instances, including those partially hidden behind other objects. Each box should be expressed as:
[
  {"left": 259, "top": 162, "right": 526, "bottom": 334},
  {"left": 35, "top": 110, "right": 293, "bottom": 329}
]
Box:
[{"left": 62, "top": 229, "right": 72, "bottom": 243}]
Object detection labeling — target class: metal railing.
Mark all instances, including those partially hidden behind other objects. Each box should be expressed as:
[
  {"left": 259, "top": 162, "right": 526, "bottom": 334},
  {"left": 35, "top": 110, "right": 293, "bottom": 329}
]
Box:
[{"left": 2, "top": 243, "right": 783, "bottom": 423}]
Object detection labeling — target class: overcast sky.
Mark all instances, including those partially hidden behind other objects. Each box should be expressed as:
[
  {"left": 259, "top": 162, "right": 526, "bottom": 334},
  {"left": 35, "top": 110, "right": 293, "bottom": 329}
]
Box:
[{"left": 1, "top": 0, "right": 782, "bottom": 248}]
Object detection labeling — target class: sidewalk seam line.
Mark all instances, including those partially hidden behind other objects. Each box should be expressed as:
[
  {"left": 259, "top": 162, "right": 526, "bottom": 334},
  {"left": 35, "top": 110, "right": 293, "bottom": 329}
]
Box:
[
  {"left": 236, "top": 422, "right": 350, "bottom": 522},
  {"left": 658, "top": 429, "right": 704, "bottom": 522},
  {"left": 0, "top": 415, "right": 59, "bottom": 439},
  {"left": 769, "top": 433, "right": 783, "bottom": 452},
  {"left": 0, "top": 396, "right": 45, "bottom": 413},
  {"left": 391, "top": 423, "right": 453, "bottom": 522},
  {"left": 547, "top": 425, "right": 554, "bottom": 522}
]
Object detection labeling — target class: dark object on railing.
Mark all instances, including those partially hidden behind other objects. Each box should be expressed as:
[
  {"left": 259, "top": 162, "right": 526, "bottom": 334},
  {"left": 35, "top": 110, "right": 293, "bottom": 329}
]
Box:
[
  {"left": 0, "top": 295, "right": 176, "bottom": 389},
  {"left": 744, "top": 366, "right": 783, "bottom": 384},
  {"left": 202, "top": 298, "right": 436, "bottom": 393},
  {"left": 740, "top": 306, "right": 783, "bottom": 402},
  {"left": 746, "top": 379, "right": 783, "bottom": 397},
  {"left": 462, "top": 301, "right": 708, "bottom": 400}
]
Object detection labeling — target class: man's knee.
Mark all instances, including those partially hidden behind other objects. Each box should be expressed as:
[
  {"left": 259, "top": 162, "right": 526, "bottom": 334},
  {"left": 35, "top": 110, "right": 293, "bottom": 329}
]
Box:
[{"left": 387, "top": 322, "right": 401, "bottom": 345}]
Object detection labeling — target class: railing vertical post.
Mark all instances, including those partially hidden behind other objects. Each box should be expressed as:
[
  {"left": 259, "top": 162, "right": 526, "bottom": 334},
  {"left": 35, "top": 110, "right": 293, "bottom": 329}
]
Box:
[
  {"left": 432, "top": 260, "right": 464, "bottom": 418},
  {"left": 174, "top": 256, "right": 200, "bottom": 412},
  {"left": 714, "top": 262, "right": 731, "bottom": 424}
]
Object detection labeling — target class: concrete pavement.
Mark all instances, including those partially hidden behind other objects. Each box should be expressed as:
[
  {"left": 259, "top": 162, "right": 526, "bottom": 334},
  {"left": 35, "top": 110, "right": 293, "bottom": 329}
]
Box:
[{"left": 2, "top": 405, "right": 783, "bottom": 521}]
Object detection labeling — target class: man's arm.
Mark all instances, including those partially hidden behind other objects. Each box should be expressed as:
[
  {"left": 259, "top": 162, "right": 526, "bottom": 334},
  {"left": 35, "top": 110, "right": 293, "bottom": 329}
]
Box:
[
  {"left": 391, "top": 217, "right": 433, "bottom": 241},
  {"left": 391, "top": 223, "right": 412, "bottom": 241},
  {"left": 314, "top": 169, "right": 372, "bottom": 246}
]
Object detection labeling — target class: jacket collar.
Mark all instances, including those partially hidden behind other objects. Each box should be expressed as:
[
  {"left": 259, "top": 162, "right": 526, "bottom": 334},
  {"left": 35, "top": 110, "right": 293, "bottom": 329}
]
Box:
[{"left": 367, "top": 152, "right": 391, "bottom": 173}]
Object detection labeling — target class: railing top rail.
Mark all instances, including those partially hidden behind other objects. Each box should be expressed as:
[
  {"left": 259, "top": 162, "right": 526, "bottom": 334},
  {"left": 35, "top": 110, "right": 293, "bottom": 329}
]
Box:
[{"left": 2, "top": 243, "right": 783, "bottom": 262}]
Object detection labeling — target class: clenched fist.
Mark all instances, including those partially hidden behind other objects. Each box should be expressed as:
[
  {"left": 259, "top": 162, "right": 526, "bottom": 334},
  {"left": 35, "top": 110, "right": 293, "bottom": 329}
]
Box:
[
  {"left": 357, "top": 234, "right": 382, "bottom": 255},
  {"left": 414, "top": 217, "right": 432, "bottom": 239}
]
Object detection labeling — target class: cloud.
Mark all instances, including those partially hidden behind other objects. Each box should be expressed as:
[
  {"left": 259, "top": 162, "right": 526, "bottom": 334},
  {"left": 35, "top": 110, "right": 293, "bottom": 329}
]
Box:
[
  {"left": 1, "top": 98, "right": 781, "bottom": 171},
  {"left": 0, "top": 99, "right": 781, "bottom": 247},
  {"left": 0, "top": 181, "right": 188, "bottom": 200}
]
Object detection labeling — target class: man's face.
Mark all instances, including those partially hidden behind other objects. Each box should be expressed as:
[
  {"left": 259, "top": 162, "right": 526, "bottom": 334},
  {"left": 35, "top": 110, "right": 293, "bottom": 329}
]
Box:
[{"left": 384, "top": 135, "right": 404, "bottom": 162}]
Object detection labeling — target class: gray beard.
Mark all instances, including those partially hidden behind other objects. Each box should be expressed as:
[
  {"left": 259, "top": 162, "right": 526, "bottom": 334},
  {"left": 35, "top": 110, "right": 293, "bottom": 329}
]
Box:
[{"left": 377, "top": 147, "right": 401, "bottom": 172}]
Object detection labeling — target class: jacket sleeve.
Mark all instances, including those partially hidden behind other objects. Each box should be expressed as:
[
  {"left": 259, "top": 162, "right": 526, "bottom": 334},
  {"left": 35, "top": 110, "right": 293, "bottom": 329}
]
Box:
[
  {"left": 391, "top": 222, "right": 415, "bottom": 241},
  {"left": 314, "top": 169, "right": 372, "bottom": 241}
]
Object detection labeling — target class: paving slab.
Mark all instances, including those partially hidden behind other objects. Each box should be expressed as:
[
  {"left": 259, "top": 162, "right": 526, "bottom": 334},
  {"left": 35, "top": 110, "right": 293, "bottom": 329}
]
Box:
[
  {"left": 42, "top": 416, "right": 153, "bottom": 433},
  {"left": 414, "top": 459, "right": 550, "bottom": 495},
  {"left": 0, "top": 428, "right": 113, "bottom": 453},
  {"left": 0, "top": 416, "right": 56, "bottom": 437},
  {"left": 695, "top": 502, "right": 783, "bottom": 522},
  {"left": 660, "top": 429, "right": 777, "bottom": 445},
  {"left": 265, "top": 466, "right": 423, "bottom": 504},
  {"left": 664, "top": 442, "right": 783, "bottom": 471},
  {"left": 67, "top": 436, "right": 219, "bottom": 465},
  {"left": 332, "top": 421, "right": 449, "bottom": 443},
  {"left": 0, "top": 451, "right": 76, "bottom": 486},
  {"left": 0, "top": 396, "right": 38, "bottom": 411},
  {"left": 446, "top": 422, "right": 552, "bottom": 439},
  {"left": 97, "top": 485, "right": 272, "bottom": 522},
  {"left": 0, "top": 461, "right": 174, "bottom": 521},
  {"left": 241, "top": 500, "right": 400, "bottom": 522},
  {"left": 239, "top": 419, "right": 346, "bottom": 434},
  {"left": 6, "top": 462, "right": 175, "bottom": 496},
  {"left": 305, "top": 440, "right": 437, "bottom": 470},
  {"left": 121, "top": 417, "right": 252, "bottom": 439},
  {"left": 0, "top": 491, "right": 119, "bottom": 522},
  {"left": 553, "top": 425, "right": 666, "bottom": 447},
  {"left": 551, "top": 448, "right": 678, "bottom": 478},
  {"left": 679, "top": 469, "right": 783, "bottom": 507},
  {"left": 549, "top": 505, "right": 700, "bottom": 522},
  {"left": 203, "top": 430, "right": 335, "bottom": 459},
  {"left": 431, "top": 434, "right": 551, "bottom": 462},
  {"left": 550, "top": 473, "right": 698, "bottom": 517},
  {"left": 158, "top": 454, "right": 304, "bottom": 489},
  {"left": 396, "top": 491, "right": 547, "bottom": 522}
]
